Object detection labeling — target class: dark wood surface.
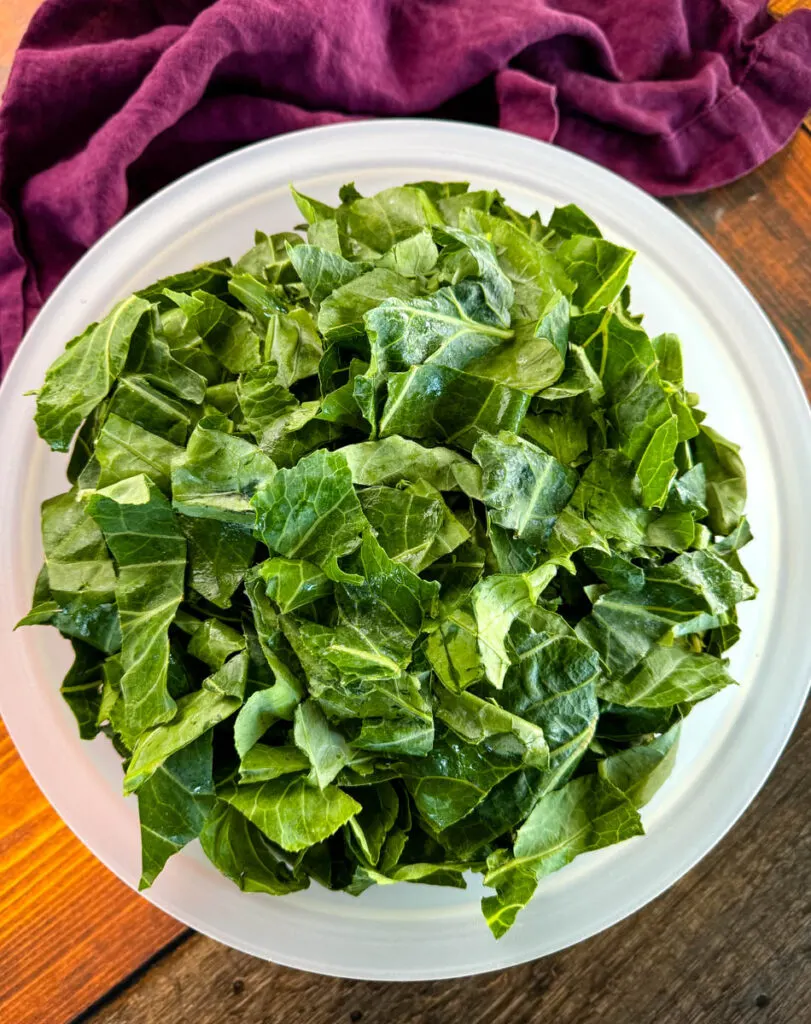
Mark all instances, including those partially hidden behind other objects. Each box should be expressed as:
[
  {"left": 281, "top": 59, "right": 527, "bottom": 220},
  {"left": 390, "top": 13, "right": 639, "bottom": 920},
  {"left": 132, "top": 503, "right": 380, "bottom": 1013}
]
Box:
[{"left": 0, "top": 4, "right": 809, "bottom": 1018}]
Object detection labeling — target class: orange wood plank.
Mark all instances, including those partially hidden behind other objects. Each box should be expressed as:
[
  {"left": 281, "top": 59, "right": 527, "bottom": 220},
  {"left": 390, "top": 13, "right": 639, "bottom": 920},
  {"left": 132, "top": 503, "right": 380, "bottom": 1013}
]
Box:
[
  {"left": 0, "top": 0, "right": 41, "bottom": 94},
  {"left": 0, "top": 723, "right": 185, "bottom": 1024}
]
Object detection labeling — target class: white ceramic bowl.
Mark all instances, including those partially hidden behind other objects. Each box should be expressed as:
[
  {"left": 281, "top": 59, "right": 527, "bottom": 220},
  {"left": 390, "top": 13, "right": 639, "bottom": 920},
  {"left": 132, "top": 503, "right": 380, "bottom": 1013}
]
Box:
[{"left": 1, "top": 121, "right": 809, "bottom": 980}]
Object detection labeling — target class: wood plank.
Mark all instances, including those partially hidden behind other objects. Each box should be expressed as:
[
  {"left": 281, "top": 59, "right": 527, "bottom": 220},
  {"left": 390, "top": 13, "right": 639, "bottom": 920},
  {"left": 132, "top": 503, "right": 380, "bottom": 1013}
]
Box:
[
  {"left": 0, "top": 0, "right": 40, "bottom": 94},
  {"left": 82, "top": 705, "right": 811, "bottom": 1024},
  {"left": 769, "top": 0, "right": 811, "bottom": 18},
  {"left": 0, "top": 722, "right": 186, "bottom": 1024},
  {"left": 669, "top": 130, "right": 811, "bottom": 394}
]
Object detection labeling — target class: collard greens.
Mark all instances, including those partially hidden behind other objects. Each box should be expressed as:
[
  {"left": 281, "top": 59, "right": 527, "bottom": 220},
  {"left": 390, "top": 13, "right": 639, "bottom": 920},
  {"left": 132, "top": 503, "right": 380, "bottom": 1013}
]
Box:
[{"left": 21, "top": 180, "right": 756, "bottom": 937}]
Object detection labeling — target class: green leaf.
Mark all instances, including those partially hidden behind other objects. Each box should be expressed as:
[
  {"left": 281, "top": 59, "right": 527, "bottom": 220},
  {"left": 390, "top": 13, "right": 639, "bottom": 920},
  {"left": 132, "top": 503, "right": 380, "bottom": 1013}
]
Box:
[
  {"left": 236, "top": 365, "right": 297, "bottom": 442},
  {"left": 179, "top": 516, "right": 256, "bottom": 609},
  {"left": 317, "top": 268, "right": 418, "bottom": 342},
  {"left": 576, "top": 309, "right": 677, "bottom": 477},
  {"left": 502, "top": 607, "right": 600, "bottom": 789},
  {"left": 337, "top": 185, "right": 443, "bottom": 254},
  {"left": 227, "top": 273, "right": 285, "bottom": 327},
  {"left": 199, "top": 800, "right": 308, "bottom": 895},
  {"left": 171, "top": 417, "right": 276, "bottom": 524},
  {"left": 598, "top": 723, "right": 681, "bottom": 808},
  {"left": 352, "top": 715, "right": 434, "bottom": 757},
  {"left": 94, "top": 413, "right": 182, "bottom": 494},
  {"left": 187, "top": 618, "right": 246, "bottom": 670},
  {"left": 572, "top": 450, "right": 653, "bottom": 545},
  {"left": 252, "top": 449, "right": 367, "bottom": 581},
  {"left": 364, "top": 283, "right": 513, "bottom": 376},
  {"left": 399, "top": 732, "right": 519, "bottom": 831},
  {"left": 547, "top": 204, "right": 602, "bottom": 241},
  {"left": 107, "top": 375, "right": 193, "bottom": 446},
  {"left": 482, "top": 774, "right": 643, "bottom": 937},
  {"left": 137, "top": 732, "right": 215, "bottom": 888},
  {"left": 294, "top": 532, "right": 439, "bottom": 681},
  {"left": 378, "top": 230, "right": 438, "bottom": 277},
  {"left": 166, "top": 289, "right": 262, "bottom": 372},
  {"left": 290, "top": 185, "right": 336, "bottom": 224},
  {"left": 87, "top": 475, "right": 187, "bottom": 740},
  {"left": 436, "top": 767, "right": 541, "bottom": 861},
  {"left": 556, "top": 236, "right": 635, "bottom": 312},
  {"left": 520, "top": 402, "right": 590, "bottom": 467},
  {"left": 379, "top": 364, "right": 530, "bottom": 451},
  {"left": 35, "top": 295, "right": 152, "bottom": 451},
  {"left": 472, "top": 574, "right": 535, "bottom": 689},
  {"left": 287, "top": 243, "right": 372, "bottom": 305},
  {"left": 238, "top": 744, "right": 310, "bottom": 783},
  {"left": 435, "top": 225, "right": 515, "bottom": 326},
  {"left": 346, "top": 783, "right": 400, "bottom": 865},
  {"left": 636, "top": 415, "right": 679, "bottom": 508},
  {"left": 436, "top": 188, "right": 499, "bottom": 227},
  {"left": 252, "top": 399, "right": 342, "bottom": 469},
  {"left": 266, "top": 309, "right": 323, "bottom": 387},
  {"left": 694, "top": 425, "right": 747, "bottom": 536},
  {"left": 137, "top": 261, "right": 232, "bottom": 304},
  {"left": 256, "top": 557, "right": 333, "bottom": 613},
  {"left": 463, "top": 210, "right": 572, "bottom": 320},
  {"left": 293, "top": 699, "right": 353, "bottom": 789},
  {"left": 125, "top": 312, "right": 208, "bottom": 403},
  {"left": 60, "top": 639, "right": 105, "bottom": 740},
  {"left": 234, "top": 230, "right": 303, "bottom": 283},
  {"left": 342, "top": 436, "right": 479, "bottom": 492},
  {"left": 24, "top": 490, "right": 119, "bottom": 652},
  {"left": 234, "top": 687, "right": 301, "bottom": 759},
  {"left": 357, "top": 484, "right": 444, "bottom": 571},
  {"left": 123, "top": 683, "right": 242, "bottom": 794},
  {"left": 473, "top": 431, "right": 578, "bottom": 547},
  {"left": 577, "top": 549, "right": 756, "bottom": 678},
  {"left": 425, "top": 600, "right": 483, "bottom": 693},
  {"left": 598, "top": 645, "right": 736, "bottom": 708},
  {"left": 467, "top": 292, "right": 569, "bottom": 394},
  {"left": 434, "top": 687, "right": 548, "bottom": 767},
  {"left": 221, "top": 777, "right": 361, "bottom": 852}
]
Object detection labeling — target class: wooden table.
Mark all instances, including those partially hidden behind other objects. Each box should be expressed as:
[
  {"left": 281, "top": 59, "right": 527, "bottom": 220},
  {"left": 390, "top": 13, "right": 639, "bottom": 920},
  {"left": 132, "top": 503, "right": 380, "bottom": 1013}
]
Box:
[{"left": 1, "top": 4, "right": 810, "bottom": 1023}]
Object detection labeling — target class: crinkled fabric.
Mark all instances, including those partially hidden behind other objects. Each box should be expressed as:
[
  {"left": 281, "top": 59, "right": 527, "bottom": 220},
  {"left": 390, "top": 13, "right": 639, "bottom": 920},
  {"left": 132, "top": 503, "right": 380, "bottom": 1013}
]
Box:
[{"left": 1, "top": 0, "right": 810, "bottom": 370}]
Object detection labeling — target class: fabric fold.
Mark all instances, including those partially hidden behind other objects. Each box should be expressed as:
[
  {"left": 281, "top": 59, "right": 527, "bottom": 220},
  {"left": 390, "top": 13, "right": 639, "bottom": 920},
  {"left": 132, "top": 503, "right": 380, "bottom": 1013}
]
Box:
[{"left": 1, "top": 0, "right": 810, "bottom": 371}]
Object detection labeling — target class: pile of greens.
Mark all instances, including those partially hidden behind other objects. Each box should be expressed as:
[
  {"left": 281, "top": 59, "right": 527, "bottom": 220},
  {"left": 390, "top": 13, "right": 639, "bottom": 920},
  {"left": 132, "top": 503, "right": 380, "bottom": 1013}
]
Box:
[{"left": 21, "top": 180, "right": 756, "bottom": 937}]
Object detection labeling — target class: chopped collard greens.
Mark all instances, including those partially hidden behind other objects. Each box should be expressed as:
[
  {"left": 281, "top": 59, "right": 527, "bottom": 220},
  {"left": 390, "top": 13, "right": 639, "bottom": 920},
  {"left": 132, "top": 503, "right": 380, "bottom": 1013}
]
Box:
[{"left": 21, "top": 181, "right": 755, "bottom": 937}]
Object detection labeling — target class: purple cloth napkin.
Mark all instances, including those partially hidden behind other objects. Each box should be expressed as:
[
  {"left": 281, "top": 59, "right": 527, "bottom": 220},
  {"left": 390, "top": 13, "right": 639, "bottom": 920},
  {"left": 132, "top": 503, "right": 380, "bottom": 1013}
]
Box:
[{"left": 1, "top": 0, "right": 810, "bottom": 373}]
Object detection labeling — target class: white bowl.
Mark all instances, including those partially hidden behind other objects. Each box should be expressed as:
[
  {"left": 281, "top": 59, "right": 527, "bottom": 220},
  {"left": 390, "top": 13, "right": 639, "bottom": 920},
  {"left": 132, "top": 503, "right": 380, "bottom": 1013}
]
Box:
[{"left": 1, "top": 121, "right": 809, "bottom": 980}]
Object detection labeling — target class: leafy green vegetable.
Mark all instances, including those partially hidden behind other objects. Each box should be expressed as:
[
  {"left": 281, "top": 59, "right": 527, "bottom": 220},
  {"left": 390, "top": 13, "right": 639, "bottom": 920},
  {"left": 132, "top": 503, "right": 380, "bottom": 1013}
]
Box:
[
  {"left": 199, "top": 800, "right": 308, "bottom": 895},
  {"left": 473, "top": 431, "right": 578, "bottom": 546},
  {"left": 35, "top": 295, "right": 152, "bottom": 451},
  {"left": 252, "top": 449, "right": 367, "bottom": 581},
  {"left": 172, "top": 417, "right": 276, "bottom": 524},
  {"left": 87, "top": 475, "right": 187, "bottom": 741},
  {"left": 137, "top": 732, "right": 215, "bottom": 888},
  {"left": 379, "top": 364, "right": 530, "bottom": 450},
  {"left": 222, "top": 777, "right": 361, "bottom": 852},
  {"left": 25, "top": 180, "right": 755, "bottom": 937},
  {"left": 482, "top": 774, "right": 643, "bottom": 937}
]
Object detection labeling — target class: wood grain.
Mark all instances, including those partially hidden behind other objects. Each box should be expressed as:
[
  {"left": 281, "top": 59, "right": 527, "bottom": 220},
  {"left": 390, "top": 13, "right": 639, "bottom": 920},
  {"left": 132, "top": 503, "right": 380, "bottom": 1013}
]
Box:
[
  {"left": 83, "top": 706, "right": 811, "bottom": 1024},
  {"left": 0, "top": 722, "right": 185, "bottom": 1024},
  {"left": 669, "top": 132, "right": 811, "bottom": 396},
  {"left": 0, "top": 0, "right": 40, "bottom": 94}
]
